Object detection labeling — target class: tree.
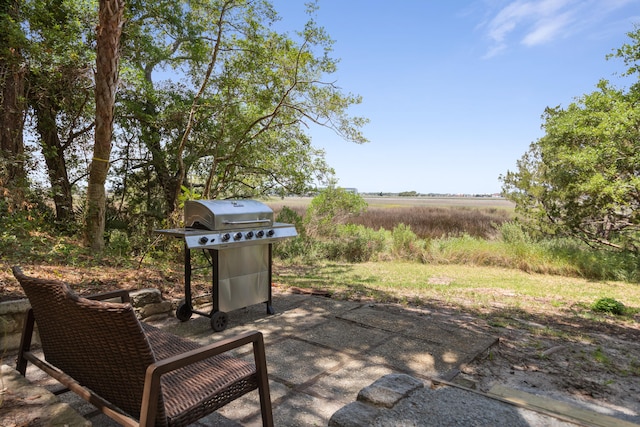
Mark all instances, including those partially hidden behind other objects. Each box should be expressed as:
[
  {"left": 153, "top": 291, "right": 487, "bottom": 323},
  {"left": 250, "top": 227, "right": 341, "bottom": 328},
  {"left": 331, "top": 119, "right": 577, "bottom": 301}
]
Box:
[
  {"left": 4, "top": 0, "right": 367, "bottom": 245},
  {"left": 25, "top": 0, "right": 96, "bottom": 223},
  {"left": 0, "top": 0, "right": 27, "bottom": 205},
  {"left": 84, "top": 0, "right": 124, "bottom": 251},
  {"left": 1, "top": 0, "right": 97, "bottom": 222},
  {"left": 114, "top": 0, "right": 367, "bottom": 221},
  {"left": 501, "top": 29, "right": 640, "bottom": 252}
]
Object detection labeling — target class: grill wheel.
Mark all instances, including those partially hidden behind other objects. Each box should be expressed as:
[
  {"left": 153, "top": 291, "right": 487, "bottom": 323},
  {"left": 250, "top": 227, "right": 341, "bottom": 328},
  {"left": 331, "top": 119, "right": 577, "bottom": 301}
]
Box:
[
  {"left": 210, "top": 310, "right": 229, "bottom": 332},
  {"left": 176, "top": 302, "right": 192, "bottom": 322}
]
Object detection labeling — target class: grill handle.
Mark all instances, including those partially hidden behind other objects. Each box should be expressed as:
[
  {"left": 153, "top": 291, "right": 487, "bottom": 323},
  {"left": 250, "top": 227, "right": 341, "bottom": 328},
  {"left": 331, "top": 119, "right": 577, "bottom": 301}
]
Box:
[{"left": 222, "top": 219, "right": 271, "bottom": 226}]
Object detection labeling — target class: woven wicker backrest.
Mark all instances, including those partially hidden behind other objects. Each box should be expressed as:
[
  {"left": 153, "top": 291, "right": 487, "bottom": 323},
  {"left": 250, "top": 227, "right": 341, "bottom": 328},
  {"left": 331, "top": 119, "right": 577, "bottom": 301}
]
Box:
[{"left": 13, "top": 267, "right": 167, "bottom": 425}]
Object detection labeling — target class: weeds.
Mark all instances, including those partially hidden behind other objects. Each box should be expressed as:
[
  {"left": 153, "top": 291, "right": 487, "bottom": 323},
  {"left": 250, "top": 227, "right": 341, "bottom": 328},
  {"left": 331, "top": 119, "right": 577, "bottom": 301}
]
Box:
[
  {"left": 592, "top": 346, "right": 611, "bottom": 365},
  {"left": 591, "top": 297, "right": 626, "bottom": 315},
  {"left": 628, "top": 358, "right": 640, "bottom": 376}
]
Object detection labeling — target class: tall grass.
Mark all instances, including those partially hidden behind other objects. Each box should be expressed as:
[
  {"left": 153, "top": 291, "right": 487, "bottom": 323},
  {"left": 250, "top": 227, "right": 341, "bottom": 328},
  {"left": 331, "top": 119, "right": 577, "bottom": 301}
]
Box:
[
  {"left": 272, "top": 200, "right": 640, "bottom": 283},
  {"left": 348, "top": 206, "right": 511, "bottom": 239},
  {"left": 269, "top": 203, "right": 512, "bottom": 240},
  {"left": 428, "top": 233, "right": 579, "bottom": 276}
]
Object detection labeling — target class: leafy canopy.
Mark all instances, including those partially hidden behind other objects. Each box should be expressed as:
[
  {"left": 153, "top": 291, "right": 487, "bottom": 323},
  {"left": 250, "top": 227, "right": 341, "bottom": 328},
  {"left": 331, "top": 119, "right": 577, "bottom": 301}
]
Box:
[
  {"left": 112, "top": 0, "right": 368, "bottom": 219},
  {"left": 501, "top": 27, "right": 640, "bottom": 252}
]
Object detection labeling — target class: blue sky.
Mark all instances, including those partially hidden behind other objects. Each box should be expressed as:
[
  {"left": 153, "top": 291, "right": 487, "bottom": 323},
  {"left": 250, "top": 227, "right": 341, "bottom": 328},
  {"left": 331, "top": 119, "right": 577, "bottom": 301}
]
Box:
[{"left": 273, "top": 0, "right": 640, "bottom": 194}]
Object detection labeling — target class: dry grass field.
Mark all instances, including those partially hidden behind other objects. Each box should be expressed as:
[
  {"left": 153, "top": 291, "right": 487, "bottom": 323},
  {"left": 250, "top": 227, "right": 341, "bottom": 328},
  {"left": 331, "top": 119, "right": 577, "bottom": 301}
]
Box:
[{"left": 267, "top": 196, "right": 515, "bottom": 239}]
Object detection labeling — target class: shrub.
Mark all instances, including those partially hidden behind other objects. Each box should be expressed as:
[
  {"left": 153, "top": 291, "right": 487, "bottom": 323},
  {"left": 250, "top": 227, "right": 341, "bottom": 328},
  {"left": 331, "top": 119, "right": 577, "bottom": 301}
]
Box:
[
  {"left": 273, "top": 206, "right": 310, "bottom": 260},
  {"left": 276, "top": 206, "right": 306, "bottom": 237},
  {"left": 432, "top": 234, "right": 508, "bottom": 266},
  {"left": 391, "top": 223, "right": 427, "bottom": 260},
  {"left": 591, "top": 297, "right": 626, "bottom": 315},
  {"left": 273, "top": 235, "right": 309, "bottom": 260},
  {"left": 391, "top": 223, "right": 415, "bottom": 253},
  {"left": 499, "top": 221, "right": 532, "bottom": 245},
  {"left": 543, "top": 238, "right": 640, "bottom": 282},
  {"left": 107, "top": 230, "right": 132, "bottom": 258},
  {"left": 0, "top": 193, "right": 72, "bottom": 263},
  {"left": 327, "top": 224, "right": 388, "bottom": 263},
  {"left": 269, "top": 199, "right": 536, "bottom": 266},
  {"left": 304, "top": 187, "right": 367, "bottom": 237}
]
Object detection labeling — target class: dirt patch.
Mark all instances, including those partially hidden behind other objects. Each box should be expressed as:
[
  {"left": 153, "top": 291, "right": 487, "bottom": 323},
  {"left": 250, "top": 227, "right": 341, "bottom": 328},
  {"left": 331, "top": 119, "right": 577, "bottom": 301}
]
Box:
[
  {"left": 1, "top": 263, "right": 196, "bottom": 302},
  {"left": 454, "top": 307, "right": 640, "bottom": 423},
  {"left": 3, "top": 262, "right": 639, "bottom": 423}
]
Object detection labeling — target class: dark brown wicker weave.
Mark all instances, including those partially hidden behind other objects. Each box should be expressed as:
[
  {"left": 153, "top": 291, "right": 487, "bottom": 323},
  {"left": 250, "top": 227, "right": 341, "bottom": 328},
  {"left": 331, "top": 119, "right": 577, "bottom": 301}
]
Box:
[{"left": 12, "top": 266, "right": 273, "bottom": 427}]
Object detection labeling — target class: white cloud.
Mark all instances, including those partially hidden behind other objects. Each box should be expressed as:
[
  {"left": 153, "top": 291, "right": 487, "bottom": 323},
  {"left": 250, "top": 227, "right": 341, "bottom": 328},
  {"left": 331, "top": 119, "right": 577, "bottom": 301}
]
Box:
[
  {"left": 486, "top": 1, "right": 533, "bottom": 43},
  {"left": 480, "top": 0, "right": 638, "bottom": 57},
  {"left": 521, "top": 12, "right": 573, "bottom": 46}
]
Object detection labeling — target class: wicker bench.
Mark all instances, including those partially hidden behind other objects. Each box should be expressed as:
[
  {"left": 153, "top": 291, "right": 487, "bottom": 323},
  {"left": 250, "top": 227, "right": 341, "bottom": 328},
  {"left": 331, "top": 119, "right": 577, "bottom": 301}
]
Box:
[{"left": 12, "top": 266, "right": 273, "bottom": 427}]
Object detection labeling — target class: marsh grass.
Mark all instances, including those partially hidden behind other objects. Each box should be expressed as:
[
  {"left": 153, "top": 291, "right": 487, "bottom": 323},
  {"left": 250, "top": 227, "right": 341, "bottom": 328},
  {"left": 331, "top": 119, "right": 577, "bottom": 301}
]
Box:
[
  {"left": 271, "top": 197, "right": 639, "bottom": 282},
  {"left": 348, "top": 206, "right": 511, "bottom": 239},
  {"left": 269, "top": 198, "right": 512, "bottom": 240}
]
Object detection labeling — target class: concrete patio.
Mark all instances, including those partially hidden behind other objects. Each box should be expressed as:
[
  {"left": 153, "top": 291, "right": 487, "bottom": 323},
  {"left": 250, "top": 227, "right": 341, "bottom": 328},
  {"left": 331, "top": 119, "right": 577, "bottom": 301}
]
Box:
[{"left": 5, "top": 289, "right": 606, "bottom": 426}]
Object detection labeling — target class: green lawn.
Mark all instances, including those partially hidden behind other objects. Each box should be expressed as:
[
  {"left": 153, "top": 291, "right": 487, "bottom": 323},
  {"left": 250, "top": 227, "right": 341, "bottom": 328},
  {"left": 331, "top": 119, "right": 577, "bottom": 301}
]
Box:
[{"left": 274, "top": 260, "right": 640, "bottom": 320}]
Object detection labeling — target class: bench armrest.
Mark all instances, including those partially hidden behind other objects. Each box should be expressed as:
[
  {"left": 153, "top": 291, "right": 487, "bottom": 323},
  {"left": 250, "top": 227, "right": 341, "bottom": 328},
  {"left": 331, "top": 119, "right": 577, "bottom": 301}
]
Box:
[
  {"left": 139, "top": 330, "right": 271, "bottom": 427},
  {"left": 86, "top": 289, "right": 131, "bottom": 304}
]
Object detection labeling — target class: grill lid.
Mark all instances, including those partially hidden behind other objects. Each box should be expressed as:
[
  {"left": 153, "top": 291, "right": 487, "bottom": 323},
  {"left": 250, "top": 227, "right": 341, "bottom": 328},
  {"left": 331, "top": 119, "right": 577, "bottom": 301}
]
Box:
[
  {"left": 156, "top": 199, "right": 296, "bottom": 249},
  {"left": 185, "top": 199, "right": 274, "bottom": 231}
]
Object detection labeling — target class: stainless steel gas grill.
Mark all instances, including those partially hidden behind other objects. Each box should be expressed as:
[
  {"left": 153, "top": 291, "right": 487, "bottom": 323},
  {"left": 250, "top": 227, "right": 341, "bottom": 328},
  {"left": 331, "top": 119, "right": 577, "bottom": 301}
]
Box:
[{"left": 155, "top": 199, "right": 297, "bottom": 331}]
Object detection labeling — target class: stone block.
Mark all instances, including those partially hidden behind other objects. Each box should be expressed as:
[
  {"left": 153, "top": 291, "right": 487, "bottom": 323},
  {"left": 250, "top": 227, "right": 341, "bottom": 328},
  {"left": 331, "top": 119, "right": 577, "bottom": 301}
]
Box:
[
  {"left": 0, "top": 299, "right": 30, "bottom": 316},
  {"left": 136, "top": 301, "right": 173, "bottom": 319},
  {"left": 0, "top": 364, "right": 90, "bottom": 426},
  {"left": 130, "top": 288, "right": 162, "bottom": 307},
  {"left": 328, "top": 401, "right": 380, "bottom": 427},
  {"left": 357, "top": 373, "right": 424, "bottom": 408},
  {"left": 1, "top": 315, "right": 20, "bottom": 334}
]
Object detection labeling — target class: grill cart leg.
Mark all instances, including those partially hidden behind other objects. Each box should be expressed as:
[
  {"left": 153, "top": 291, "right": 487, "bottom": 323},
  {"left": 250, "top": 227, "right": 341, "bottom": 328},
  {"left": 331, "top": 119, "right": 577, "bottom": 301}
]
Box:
[
  {"left": 267, "top": 243, "right": 275, "bottom": 315},
  {"left": 208, "top": 249, "right": 228, "bottom": 331},
  {"left": 177, "top": 245, "right": 193, "bottom": 321}
]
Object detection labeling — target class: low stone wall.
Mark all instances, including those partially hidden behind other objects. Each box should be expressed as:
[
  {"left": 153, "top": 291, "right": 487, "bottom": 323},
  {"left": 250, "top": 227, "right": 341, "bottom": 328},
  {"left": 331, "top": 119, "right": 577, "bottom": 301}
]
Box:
[
  {"left": 0, "top": 364, "right": 91, "bottom": 426},
  {"left": 130, "top": 288, "right": 174, "bottom": 320},
  {"left": 0, "top": 288, "right": 174, "bottom": 354},
  {"left": 0, "top": 298, "right": 34, "bottom": 353}
]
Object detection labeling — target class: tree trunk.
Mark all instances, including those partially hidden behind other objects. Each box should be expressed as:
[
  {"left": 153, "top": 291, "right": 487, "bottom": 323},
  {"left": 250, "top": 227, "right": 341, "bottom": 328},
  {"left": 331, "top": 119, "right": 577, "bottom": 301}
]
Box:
[
  {"left": 0, "top": 0, "right": 27, "bottom": 204},
  {"left": 84, "top": 0, "right": 124, "bottom": 251},
  {"left": 31, "top": 97, "right": 73, "bottom": 221},
  {"left": 140, "top": 99, "right": 179, "bottom": 218}
]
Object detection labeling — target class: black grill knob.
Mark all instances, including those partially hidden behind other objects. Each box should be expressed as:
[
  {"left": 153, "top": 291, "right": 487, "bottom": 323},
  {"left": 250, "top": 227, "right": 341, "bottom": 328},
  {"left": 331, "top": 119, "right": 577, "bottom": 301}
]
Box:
[
  {"left": 256, "top": 230, "right": 265, "bottom": 238},
  {"left": 222, "top": 233, "right": 230, "bottom": 242},
  {"left": 233, "top": 232, "right": 243, "bottom": 240},
  {"left": 246, "top": 231, "right": 254, "bottom": 239},
  {"left": 199, "top": 236, "right": 209, "bottom": 245},
  {"left": 267, "top": 229, "right": 275, "bottom": 237}
]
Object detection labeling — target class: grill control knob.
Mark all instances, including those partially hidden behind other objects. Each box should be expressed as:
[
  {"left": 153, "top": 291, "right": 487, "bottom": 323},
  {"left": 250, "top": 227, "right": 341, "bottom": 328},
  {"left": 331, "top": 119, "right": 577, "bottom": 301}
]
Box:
[
  {"left": 221, "top": 233, "right": 230, "bottom": 242},
  {"left": 199, "top": 236, "right": 209, "bottom": 245},
  {"left": 256, "top": 230, "right": 265, "bottom": 238},
  {"left": 245, "top": 231, "right": 254, "bottom": 239},
  {"left": 233, "top": 232, "right": 243, "bottom": 240},
  {"left": 267, "top": 229, "right": 275, "bottom": 237}
]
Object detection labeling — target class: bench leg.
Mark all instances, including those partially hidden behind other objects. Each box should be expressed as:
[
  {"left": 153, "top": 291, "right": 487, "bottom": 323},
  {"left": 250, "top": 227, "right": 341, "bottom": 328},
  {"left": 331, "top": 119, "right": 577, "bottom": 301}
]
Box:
[
  {"left": 253, "top": 335, "right": 274, "bottom": 427},
  {"left": 17, "top": 309, "right": 35, "bottom": 375}
]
